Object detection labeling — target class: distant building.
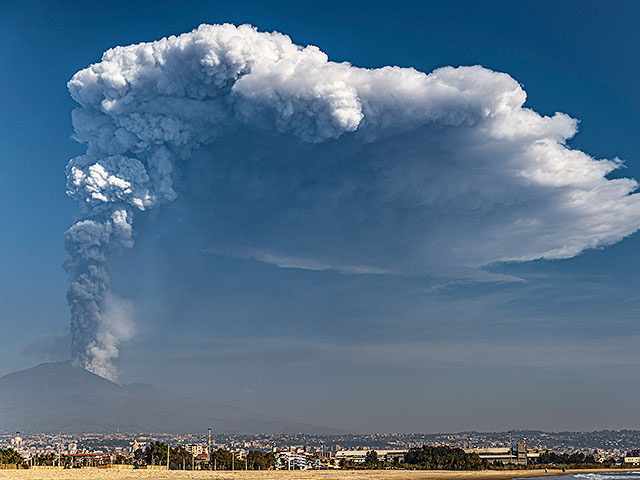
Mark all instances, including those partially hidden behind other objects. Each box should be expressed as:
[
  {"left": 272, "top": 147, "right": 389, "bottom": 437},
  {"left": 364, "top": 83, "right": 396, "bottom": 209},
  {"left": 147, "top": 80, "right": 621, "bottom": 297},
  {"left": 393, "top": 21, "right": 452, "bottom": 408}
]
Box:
[
  {"left": 465, "top": 442, "right": 539, "bottom": 466},
  {"left": 10, "top": 435, "right": 23, "bottom": 448},
  {"left": 275, "top": 451, "right": 310, "bottom": 470},
  {"left": 185, "top": 444, "right": 207, "bottom": 456},
  {"left": 335, "top": 449, "right": 407, "bottom": 464}
]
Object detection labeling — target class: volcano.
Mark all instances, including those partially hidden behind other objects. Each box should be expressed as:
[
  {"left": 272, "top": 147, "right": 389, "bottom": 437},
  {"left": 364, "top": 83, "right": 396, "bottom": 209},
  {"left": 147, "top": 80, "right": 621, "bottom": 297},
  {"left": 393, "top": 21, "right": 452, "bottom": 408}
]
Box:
[{"left": 0, "top": 362, "right": 341, "bottom": 434}]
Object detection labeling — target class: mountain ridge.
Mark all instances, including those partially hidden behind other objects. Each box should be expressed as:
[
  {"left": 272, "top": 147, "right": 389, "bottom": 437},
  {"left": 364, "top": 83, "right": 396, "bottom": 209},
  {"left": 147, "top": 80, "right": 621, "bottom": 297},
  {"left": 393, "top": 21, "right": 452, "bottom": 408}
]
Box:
[{"left": 0, "top": 362, "right": 343, "bottom": 434}]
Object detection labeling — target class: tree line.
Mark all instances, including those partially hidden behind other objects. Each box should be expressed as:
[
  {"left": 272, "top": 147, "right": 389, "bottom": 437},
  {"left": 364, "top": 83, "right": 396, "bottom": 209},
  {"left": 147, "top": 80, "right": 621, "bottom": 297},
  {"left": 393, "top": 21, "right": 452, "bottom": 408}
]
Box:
[
  {"left": 534, "top": 451, "right": 598, "bottom": 465},
  {"left": 133, "top": 441, "right": 275, "bottom": 470},
  {"left": 347, "top": 445, "right": 617, "bottom": 470},
  {"left": 341, "top": 446, "right": 488, "bottom": 470},
  {"left": 404, "top": 446, "right": 487, "bottom": 470}
]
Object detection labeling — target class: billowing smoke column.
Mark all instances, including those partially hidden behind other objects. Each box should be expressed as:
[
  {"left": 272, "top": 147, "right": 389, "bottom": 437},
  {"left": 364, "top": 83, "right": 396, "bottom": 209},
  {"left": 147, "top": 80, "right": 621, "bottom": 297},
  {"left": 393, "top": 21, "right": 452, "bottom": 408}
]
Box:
[{"left": 66, "top": 23, "right": 640, "bottom": 380}]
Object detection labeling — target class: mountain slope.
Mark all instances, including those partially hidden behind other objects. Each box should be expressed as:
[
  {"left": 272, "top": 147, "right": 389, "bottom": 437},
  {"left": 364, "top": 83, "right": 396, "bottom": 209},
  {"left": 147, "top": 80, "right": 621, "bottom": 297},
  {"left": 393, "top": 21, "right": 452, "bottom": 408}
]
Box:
[{"left": 0, "top": 362, "right": 341, "bottom": 434}]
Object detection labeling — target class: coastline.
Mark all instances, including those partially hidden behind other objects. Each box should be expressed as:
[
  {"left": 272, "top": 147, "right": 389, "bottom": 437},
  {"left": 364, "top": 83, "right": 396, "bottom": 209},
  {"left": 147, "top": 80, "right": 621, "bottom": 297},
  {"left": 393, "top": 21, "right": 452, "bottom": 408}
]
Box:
[{"left": 0, "top": 467, "right": 626, "bottom": 480}]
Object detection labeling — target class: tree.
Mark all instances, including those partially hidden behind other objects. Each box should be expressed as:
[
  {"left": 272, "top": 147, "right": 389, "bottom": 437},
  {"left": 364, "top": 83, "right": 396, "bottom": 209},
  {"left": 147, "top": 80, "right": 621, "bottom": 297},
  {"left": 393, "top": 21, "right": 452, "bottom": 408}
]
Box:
[
  {"left": 113, "top": 453, "right": 132, "bottom": 465},
  {"left": 535, "top": 450, "right": 597, "bottom": 466},
  {"left": 365, "top": 450, "right": 379, "bottom": 468},
  {"left": 33, "top": 452, "right": 57, "bottom": 466},
  {"left": 142, "top": 441, "right": 194, "bottom": 470},
  {"left": 210, "top": 448, "right": 248, "bottom": 470},
  {"left": 404, "top": 445, "right": 486, "bottom": 470},
  {"left": 0, "top": 448, "right": 24, "bottom": 465},
  {"left": 245, "top": 450, "right": 275, "bottom": 470},
  {"left": 211, "top": 448, "right": 233, "bottom": 469}
]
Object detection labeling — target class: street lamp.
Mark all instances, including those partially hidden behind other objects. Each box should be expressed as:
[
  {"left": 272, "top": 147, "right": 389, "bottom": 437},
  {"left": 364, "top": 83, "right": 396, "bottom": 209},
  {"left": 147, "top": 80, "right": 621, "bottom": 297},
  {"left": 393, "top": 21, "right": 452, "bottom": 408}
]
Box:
[{"left": 208, "top": 427, "right": 212, "bottom": 470}]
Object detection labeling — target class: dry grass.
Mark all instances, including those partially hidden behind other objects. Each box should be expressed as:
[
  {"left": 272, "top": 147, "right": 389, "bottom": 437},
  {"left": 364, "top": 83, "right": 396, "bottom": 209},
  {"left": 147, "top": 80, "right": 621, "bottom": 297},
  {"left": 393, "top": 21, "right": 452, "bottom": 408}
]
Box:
[{"left": 0, "top": 468, "right": 617, "bottom": 480}]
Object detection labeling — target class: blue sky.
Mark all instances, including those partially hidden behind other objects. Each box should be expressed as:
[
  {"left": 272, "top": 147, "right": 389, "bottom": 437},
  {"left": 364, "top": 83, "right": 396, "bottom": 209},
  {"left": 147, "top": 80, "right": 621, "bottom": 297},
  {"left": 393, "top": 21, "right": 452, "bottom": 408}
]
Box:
[{"left": 2, "top": 0, "right": 640, "bottom": 432}]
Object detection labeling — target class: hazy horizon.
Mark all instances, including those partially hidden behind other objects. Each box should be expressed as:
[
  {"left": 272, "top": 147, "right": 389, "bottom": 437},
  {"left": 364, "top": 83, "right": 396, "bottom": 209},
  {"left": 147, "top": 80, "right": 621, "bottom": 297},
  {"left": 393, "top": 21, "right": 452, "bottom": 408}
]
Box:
[{"left": 2, "top": 0, "right": 640, "bottom": 434}]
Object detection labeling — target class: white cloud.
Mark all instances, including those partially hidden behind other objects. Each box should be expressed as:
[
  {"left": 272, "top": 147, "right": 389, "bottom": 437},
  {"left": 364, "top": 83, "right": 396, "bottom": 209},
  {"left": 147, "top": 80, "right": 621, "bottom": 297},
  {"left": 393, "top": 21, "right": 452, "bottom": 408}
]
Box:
[
  {"left": 68, "top": 23, "right": 640, "bottom": 275},
  {"left": 65, "top": 23, "right": 640, "bottom": 375},
  {"left": 204, "top": 246, "right": 393, "bottom": 275}
]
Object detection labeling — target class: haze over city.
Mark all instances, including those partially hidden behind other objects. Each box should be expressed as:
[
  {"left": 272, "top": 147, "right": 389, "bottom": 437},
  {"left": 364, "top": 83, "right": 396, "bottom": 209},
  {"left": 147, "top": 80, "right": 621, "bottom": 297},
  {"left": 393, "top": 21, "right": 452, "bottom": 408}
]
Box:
[{"left": 2, "top": 0, "right": 640, "bottom": 437}]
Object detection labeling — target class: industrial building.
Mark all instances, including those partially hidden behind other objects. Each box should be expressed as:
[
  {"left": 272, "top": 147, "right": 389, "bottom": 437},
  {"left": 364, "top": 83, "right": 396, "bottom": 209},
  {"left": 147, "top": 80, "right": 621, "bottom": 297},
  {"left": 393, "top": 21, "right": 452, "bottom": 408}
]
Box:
[
  {"left": 465, "top": 442, "right": 540, "bottom": 466},
  {"left": 335, "top": 449, "right": 407, "bottom": 464}
]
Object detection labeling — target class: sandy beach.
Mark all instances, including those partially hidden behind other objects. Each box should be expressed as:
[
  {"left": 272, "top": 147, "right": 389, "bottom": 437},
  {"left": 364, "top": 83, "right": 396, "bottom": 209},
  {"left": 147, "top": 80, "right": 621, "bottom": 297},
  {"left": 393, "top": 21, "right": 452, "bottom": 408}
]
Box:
[{"left": 0, "top": 468, "right": 619, "bottom": 480}]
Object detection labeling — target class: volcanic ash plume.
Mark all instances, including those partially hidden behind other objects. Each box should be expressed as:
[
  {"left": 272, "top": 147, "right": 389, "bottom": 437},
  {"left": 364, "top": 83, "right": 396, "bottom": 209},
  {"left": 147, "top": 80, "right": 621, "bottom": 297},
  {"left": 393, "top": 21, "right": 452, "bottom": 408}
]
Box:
[{"left": 65, "top": 23, "right": 640, "bottom": 380}]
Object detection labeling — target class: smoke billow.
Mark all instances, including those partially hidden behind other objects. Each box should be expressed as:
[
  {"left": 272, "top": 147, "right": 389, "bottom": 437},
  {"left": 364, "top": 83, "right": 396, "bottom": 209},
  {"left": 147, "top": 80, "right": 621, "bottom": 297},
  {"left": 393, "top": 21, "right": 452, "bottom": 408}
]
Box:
[{"left": 65, "top": 23, "right": 640, "bottom": 380}]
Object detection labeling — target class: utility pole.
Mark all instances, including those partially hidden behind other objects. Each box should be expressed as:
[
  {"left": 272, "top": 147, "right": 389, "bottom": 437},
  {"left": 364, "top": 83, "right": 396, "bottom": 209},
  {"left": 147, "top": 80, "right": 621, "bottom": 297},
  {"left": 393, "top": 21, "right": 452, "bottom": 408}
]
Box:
[
  {"left": 167, "top": 444, "right": 170, "bottom": 470},
  {"left": 509, "top": 431, "right": 513, "bottom": 465},
  {"left": 232, "top": 452, "right": 235, "bottom": 471},
  {"left": 208, "top": 427, "right": 212, "bottom": 470}
]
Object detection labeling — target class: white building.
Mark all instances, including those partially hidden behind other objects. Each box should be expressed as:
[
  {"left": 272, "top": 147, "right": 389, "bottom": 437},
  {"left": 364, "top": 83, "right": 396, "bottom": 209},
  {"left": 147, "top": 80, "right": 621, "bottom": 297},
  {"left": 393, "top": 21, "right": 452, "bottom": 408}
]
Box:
[
  {"left": 275, "top": 451, "right": 310, "bottom": 470},
  {"left": 185, "top": 444, "right": 210, "bottom": 456}
]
